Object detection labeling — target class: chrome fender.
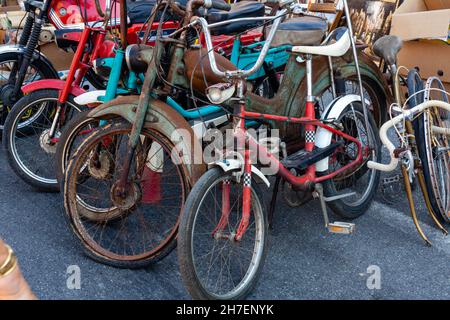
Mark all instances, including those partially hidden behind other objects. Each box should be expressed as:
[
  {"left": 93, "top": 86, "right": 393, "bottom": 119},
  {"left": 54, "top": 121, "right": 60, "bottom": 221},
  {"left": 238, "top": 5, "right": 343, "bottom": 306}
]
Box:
[
  {"left": 74, "top": 90, "right": 106, "bottom": 105},
  {"left": 315, "top": 94, "right": 366, "bottom": 173},
  {"left": 211, "top": 159, "right": 271, "bottom": 188}
]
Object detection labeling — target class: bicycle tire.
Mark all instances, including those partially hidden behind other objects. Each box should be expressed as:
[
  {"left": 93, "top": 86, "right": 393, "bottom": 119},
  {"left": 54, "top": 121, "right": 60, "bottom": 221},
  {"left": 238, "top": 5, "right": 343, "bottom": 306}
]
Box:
[{"left": 178, "top": 167, "right": 269, "bottom": 300}]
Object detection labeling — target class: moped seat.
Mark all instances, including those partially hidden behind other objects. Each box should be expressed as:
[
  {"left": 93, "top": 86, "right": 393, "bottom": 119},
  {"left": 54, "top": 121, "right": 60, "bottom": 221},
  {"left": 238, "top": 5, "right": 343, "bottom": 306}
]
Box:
[
  {"left": 207, "top": 1, "right": 266, "bottom": 36},
  {"left": 372, "top": 35, "right": 403, "bottom": 66},
  {"left": 267, "top": 15, "right": 328, "bottom": 47},
  {"left": 292, "top": 29, "right": 351, "bottom": 57},
  {"left": 127, "top": 0, "right": 188, "bottom": 24}
]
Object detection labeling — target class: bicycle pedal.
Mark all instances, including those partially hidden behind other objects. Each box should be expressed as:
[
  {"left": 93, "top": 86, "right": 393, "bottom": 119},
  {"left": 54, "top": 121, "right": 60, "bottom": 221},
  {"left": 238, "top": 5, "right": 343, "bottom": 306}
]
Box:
[{"left": 327, "top": 222, "right": 355, "bottom": 234}]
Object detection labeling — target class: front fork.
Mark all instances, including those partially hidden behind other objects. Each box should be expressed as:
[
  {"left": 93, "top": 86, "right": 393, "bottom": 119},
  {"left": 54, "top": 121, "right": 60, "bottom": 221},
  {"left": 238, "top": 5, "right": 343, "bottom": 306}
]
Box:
[
  {"left": 212, "top": 96, "right": 254, "bottom": 241},
  {"left": 11, "top": 15, "right": 43, "bottom": 99},
  {"left": 236, "top": 149, "right": 252, "bottom": 241},
  {"left": 48, "top": 28, "right": 93, "bottom": 142}
]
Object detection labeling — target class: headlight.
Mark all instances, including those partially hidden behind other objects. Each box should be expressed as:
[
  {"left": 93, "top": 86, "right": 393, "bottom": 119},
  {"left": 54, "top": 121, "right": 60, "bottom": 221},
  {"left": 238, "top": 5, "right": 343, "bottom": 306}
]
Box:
[{"left": 206, "top": 83, "right": 235, "bottom": 104}]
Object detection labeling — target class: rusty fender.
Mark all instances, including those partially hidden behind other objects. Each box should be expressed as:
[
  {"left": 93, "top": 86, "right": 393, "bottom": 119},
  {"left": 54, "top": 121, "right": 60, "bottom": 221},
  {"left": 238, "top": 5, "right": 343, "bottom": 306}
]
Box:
[{"left": 87, "top": 95, "right": 206, "bottom": 186}]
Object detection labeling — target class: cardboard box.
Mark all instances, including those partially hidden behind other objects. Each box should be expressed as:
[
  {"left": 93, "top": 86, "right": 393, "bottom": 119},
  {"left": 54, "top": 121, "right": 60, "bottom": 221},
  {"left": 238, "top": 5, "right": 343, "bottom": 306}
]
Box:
[
  {"left": 40, "top": 42, "right": 74, "bottom": 71},
  {"left": 424, "top": 0, "right": 450, "bottom": 10},
  {"left": 390, "top": 0, "right": 450, "bottom": 88},
  {"left": 390, "top": 0, "right": 449, "bottom": 41}
]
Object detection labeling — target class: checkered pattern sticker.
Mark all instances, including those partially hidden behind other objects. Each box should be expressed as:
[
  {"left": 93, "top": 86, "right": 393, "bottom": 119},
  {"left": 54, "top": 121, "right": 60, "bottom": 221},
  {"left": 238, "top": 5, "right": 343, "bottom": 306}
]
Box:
[
  {"left": 243, "top": 173, "right": 252, "bottom": 187},
  {"left": 223, "top": 179, "right": 231, "bottom": 185},
  {"left": 305, "top": 131, "right": 315, "bottom": 143}
]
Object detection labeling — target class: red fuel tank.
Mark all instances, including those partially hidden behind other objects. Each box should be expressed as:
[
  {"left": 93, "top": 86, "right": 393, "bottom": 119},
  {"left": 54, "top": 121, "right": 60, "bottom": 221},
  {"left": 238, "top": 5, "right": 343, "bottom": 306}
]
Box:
[{"left": 48, "top": 0, "right": 122, "bottom": 29}]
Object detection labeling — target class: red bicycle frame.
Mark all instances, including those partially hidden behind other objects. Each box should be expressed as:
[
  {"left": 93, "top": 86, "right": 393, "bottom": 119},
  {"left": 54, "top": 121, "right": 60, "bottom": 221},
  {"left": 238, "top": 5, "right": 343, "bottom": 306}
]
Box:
[
  {"left": 58, "top": 27, "right": 106, "bottom": 104},
  {"left": 44, "top": 26, "right": 107, "bottom": 143},
  {"left": 216, "top": 55, "right": 365, "bottom": 241}
]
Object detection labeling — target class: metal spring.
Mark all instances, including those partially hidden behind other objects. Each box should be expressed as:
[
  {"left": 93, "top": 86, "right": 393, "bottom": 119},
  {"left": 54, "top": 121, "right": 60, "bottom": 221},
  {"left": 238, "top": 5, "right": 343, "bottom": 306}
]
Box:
[
  {"left": 19, "top": 15, "right": 35, "bottom": 47},
  {"left": 23, "top": 22, "right": 42, "bottom": 62}
]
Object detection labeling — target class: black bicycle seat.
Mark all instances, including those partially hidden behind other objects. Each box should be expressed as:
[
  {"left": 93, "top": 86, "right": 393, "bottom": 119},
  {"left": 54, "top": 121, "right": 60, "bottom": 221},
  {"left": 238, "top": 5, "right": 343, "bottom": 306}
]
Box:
[
  {"left": 372, "top": 35, "right": 403, "bottom": 66},
  {"left": 206, "top": 1, "right": 266, "bottom": 35}
]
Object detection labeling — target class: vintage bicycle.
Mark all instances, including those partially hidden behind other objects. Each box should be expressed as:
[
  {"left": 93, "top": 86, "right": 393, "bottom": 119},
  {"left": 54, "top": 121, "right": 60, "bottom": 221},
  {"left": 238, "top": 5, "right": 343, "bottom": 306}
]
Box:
[
  {"left": 367, "top": 35, "right": 450, "bottom": 245},
  {"left": 176, "top": 0, "right": 380, "bottom": 300},
  {"left": 3, "top": 0, "right": 277, "bottom": 192}
]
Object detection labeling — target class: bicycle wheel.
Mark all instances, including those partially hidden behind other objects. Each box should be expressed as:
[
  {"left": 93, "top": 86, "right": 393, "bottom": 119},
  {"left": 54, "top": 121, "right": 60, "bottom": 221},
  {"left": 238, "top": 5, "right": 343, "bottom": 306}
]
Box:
[
  {"left": 417, "top": 77, "right": 450, "bottom": 221},
  {"left": 55, "top": 110, "right": 100, "bottom": 185},
  {"left": 252, "top": 70, "right": 284, "bottom": 99},
  {"left": 322, "top": 102, "right": 381, "bottom": 218},
  {"left": 64, "top": 121, "right": 189, "bottom": 267},
  {"left": 3, "top": 89, "right": 83, "bottom": 192},
  {"left": 178, "top": 167, "right": 268, "bottom": 300},
  {"left": 0, "top": 52, "right": 58, "bottom": 129}
]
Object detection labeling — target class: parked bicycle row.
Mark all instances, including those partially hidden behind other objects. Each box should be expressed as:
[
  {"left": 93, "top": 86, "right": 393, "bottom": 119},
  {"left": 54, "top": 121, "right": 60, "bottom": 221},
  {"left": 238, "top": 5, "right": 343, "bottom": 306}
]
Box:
[{"left": 0, "top": 0, "right": 449, "bottom": 300}]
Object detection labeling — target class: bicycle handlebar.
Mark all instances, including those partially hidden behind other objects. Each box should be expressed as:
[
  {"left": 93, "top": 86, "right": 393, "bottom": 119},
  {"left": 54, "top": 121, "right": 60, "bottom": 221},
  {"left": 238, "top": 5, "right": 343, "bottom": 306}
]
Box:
[
  {"left": 367, "top": 100, "right": 450, "bottom": 172},
  {"left": 193, "top": 8, "right": 288, "bottom": 79}
]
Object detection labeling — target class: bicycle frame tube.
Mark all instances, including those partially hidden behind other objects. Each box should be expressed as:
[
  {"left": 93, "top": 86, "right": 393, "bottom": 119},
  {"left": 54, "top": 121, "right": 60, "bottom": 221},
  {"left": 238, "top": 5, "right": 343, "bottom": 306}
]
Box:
[
  {"left": 230, "top": 38, "right": 241, "bottom": 66},
  {"left": 103, "top": 49, "right": 125, "bottom": 101},
  {"left": 231, "top": 103, "right": 364, "bottom": 240},
  {"left": 58, "top": 27, "right": 95, "bottom": 104}
]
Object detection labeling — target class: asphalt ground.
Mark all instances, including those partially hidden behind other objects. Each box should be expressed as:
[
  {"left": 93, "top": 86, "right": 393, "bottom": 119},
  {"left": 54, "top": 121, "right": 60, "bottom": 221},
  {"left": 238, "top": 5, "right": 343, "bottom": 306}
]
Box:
[{"left": 1, "top": 141, "right": 450, "bottom": 300}]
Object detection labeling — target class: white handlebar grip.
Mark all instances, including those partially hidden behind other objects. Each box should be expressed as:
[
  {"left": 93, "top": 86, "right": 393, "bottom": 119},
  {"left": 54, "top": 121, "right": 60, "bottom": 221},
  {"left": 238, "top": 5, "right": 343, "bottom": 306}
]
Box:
[
  {"left": 367, "top": 158, "right": 399, "bottom": 171},
  {"left": 366, "top": 117, "right": 399, "bottom": 172},
  {"left": 367, "top": 100, "right": 450, "bottom": 172}
]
